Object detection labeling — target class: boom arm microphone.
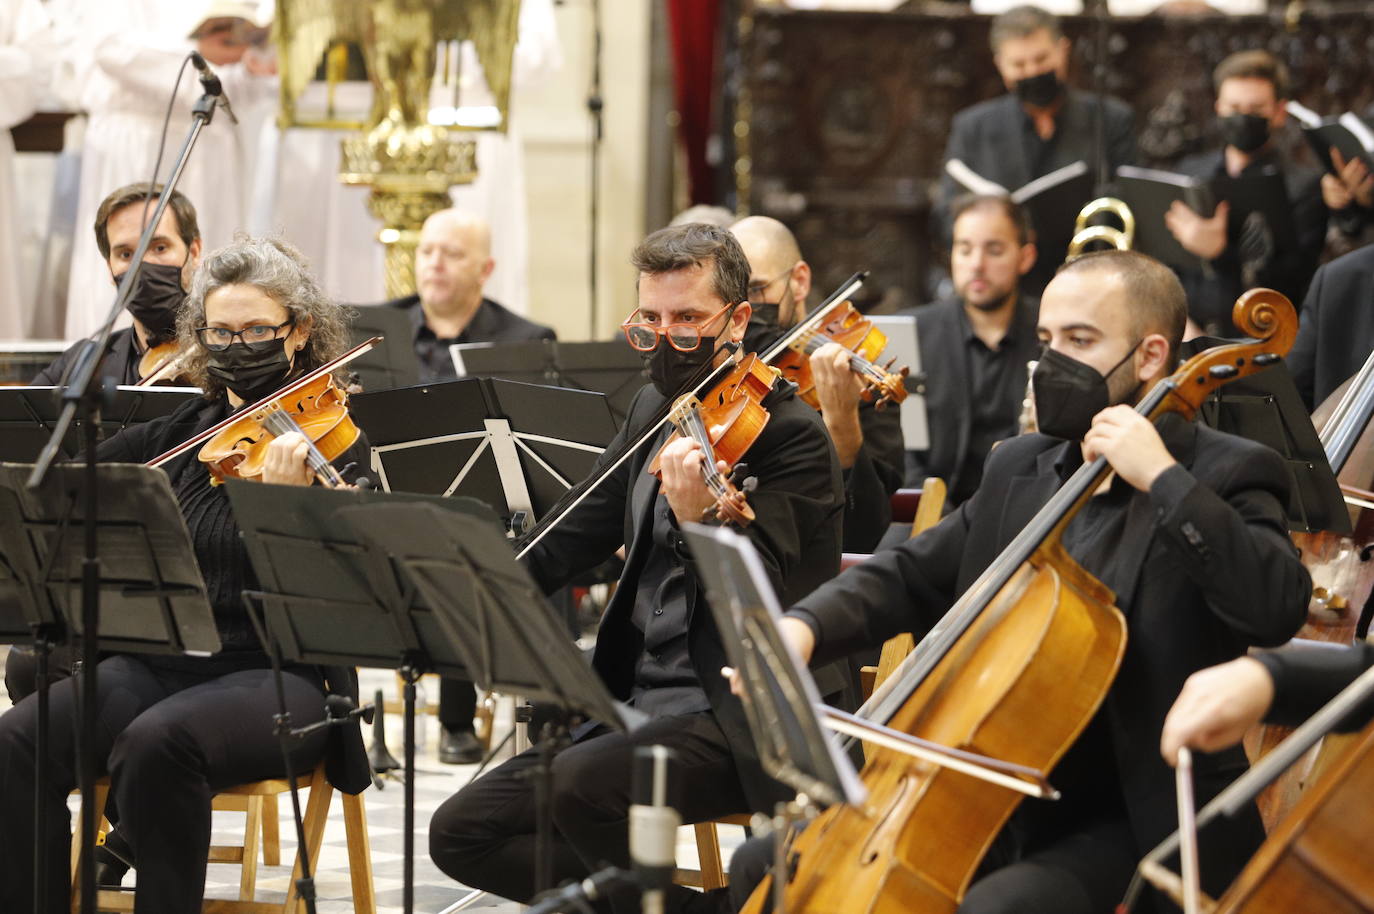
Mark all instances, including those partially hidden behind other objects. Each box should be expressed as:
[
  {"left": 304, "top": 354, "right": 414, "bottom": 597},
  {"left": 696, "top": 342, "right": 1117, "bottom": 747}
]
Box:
[{"left": 631, "top": 745, "right": 680, "bottom": 914}]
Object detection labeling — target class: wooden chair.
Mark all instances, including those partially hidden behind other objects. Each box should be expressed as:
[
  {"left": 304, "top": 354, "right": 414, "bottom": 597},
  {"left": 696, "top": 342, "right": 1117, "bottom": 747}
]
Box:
[
  {"left": 859, "top": 479, "right": 947, "bottom": 699},
  {"left": 674, "top": 814, "right": 753, "bottom": 891},
  {"left": 71, "top": 764, "right": 375, "bottom": 914}
]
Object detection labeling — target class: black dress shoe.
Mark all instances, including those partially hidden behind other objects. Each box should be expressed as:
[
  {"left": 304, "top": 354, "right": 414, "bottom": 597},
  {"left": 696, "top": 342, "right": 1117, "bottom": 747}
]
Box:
[
  {"left": 94, "top": 826, "right": 134, "bottom": 887},
  {"left": 439, "top": 728, "right": 484, "bottom": 765}
]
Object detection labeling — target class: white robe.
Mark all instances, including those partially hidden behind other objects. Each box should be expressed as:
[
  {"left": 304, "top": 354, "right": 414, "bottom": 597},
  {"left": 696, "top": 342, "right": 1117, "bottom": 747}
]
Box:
[
  {"left": 57, "top": 0, "right": 274, "bottom": 339},
  {"left": 0, "top": 0, "right": 44, "bottom": 337}
]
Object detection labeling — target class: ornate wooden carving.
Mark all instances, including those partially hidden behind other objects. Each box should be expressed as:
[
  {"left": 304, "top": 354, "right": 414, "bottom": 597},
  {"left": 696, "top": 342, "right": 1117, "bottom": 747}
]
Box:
[{"left": 743, "top": 6, "right": 1374, "bottom": 309}]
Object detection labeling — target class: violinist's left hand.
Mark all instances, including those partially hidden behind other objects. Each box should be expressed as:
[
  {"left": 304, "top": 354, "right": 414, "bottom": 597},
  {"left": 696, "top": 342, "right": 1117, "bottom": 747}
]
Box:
[
  {"left": 261, "top": 432, "right": 316, "bottom": 487},
  {"left": 659, "top": 433, "right": 728, "bottom": 525},
  {"left": 810, "top": 342, "right": 865, "bottom": 468},
  {"left": 1081, "top": 405, "right": 1176, "bottom": 492}
]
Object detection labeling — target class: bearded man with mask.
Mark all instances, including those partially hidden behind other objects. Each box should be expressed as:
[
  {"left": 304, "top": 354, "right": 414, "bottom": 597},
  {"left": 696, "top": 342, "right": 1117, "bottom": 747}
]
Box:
[
  {"left": 935, "top": 5, "right": 1135, "bottom": 297},
  {"left": 724, "top": 249, "right": 1309, "bottom": 914},
  {"left": 428, "top": 223, "right": 844, "bottom": 914},
  {"left": 33, "top": 182, "right": 202, "bottom": 386},
  {"left": 1164, "top": 50, "right": 1327, "bottom": 336},
  {"left": 731, "top": 215, "right": 904, "bottom": 551},
  {"left": 0, "top": 236, "right": 372, "bottom": 914}
]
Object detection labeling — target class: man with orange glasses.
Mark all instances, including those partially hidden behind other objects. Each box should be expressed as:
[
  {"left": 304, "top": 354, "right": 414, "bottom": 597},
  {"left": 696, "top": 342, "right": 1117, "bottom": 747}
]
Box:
[{"left": 428, "top": 222, "right": 844, "bottom": 914}]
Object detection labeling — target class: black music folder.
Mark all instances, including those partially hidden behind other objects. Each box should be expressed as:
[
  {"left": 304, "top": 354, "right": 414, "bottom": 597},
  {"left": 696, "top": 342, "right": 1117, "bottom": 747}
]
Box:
[
  {"left": 452, "top": 338, "right": 645, "bottom": 428},
  {"left": 0, "top": 386, "right": 200, "bottom": 463},
  {"left": 947, "top": 158, "right": 1093, "bottom": 267}
]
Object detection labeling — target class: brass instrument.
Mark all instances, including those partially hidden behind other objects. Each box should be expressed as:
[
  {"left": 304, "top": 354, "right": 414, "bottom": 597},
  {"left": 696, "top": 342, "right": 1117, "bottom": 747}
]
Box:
[{"left": 1021, "top": 197, "right": 1138, "bottom": 433}]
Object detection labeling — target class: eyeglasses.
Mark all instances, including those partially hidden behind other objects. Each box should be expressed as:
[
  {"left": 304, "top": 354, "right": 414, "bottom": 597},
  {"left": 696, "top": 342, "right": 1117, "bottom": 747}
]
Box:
[
  {"left": 746, "top": 263, "right": 798, "bottom": 300},
  {"left": 621, "top": 302, "right": 736, "bottom": 352},
  {"left": 195, "top": 320, "right": 294, "bottom": 352}
]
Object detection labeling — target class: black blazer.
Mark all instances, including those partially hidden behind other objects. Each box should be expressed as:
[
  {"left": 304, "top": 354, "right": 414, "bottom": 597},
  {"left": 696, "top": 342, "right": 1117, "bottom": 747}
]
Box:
[
  {"left": 523, "top": 380, "right": 844, "bottom": 809},
  {"left": 903, "top": 295, "right": 1041, "bottom": 504},
  {"left": 791, "top": 416, "right": 1310, "bottom": 895},
  {"left": 32, "top": 327, "right": 143, "bottom": 387},
  {"left": 1287, "top": 243, "right": 1374, "bottom": 411},
  {"left": 842, "top": 397, "right": 906, "bottom": 552}
]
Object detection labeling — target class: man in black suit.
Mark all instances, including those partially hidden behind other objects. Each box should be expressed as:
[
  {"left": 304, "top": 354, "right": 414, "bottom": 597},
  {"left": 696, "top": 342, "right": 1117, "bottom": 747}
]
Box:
[
  {"left": 904, "top": 194, "right": 1041, "bottom": 506},
  {"left": 730, "top": 215, "right": 904, "bottom": 551},
  {"left": 727, "top": 249, "right": 1310, "bottom": 914},
  {"left": 379, "top": 208, "right": 555, "bottom": 383},
  {"left": 374, "top": 207, "right": 556, "bottom": 763},
  {"left": 936, "top": 4, "right": 1134, "bottom": 295},
  {"left": 32, "top": 182, "right": 203, "bottom": 386},
  {"left": 1286, "top": 242, "right": 1374, "bottom": 411},
  {"left": 428, "top": 223, "right": 844, "bottom": 914},
  {"left": 1165, "top": 50, "right": 1327, "bottom": 336}
]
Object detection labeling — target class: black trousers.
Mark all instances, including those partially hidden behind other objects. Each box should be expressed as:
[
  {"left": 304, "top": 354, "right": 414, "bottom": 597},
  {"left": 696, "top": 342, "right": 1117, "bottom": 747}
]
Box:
[
  {"left": 429, "top": 711, "right": 749, "bottom": 913},
  {"left": 0, "top": 654, "right": 328, "bottom": 914},
  {"left": 728, "top": 817, "right": 1139, "bottom": 914}
]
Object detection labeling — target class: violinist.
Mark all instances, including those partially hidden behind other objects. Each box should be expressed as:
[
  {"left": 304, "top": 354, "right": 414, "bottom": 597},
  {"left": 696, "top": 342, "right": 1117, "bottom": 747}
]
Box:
[
  {"left": 32, "top": 181, "right": 203, "bottom": 386},
  {"left": 0, "top": 236, "right": 371, "bottom": 914},
  {"left": 428, "top": 223, "right": 845, "bottom": 914},
  {"left": 1162, "top": 643, "right": 1374, "bottom": 767},
  {"left": 728, "top": 250, "right": 1311, "bottom": 913},
  {"left": 730, "top": 215, "right": 905, "bottom": 552}
]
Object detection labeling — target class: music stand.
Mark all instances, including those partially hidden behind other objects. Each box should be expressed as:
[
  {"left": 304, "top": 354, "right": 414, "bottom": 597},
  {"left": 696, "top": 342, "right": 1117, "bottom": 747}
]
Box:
[
  {"left": 1180, "top": 338, "right": 1347, "bottom": 534},
  {"left": 0, "top": 462, "right": 218, "bottom": 913},
  {"left": 0, "top": 386, "right": 201, "bottom": 463},
  {"left": 452, "top": 339, "right": 645, "bottom": 428},
  {"left": 343, "top": 500, "right": 641, "bottom": 898},
  {"left": 347, "top": 305, "right": 420, "bottom": 392},
  {"left": 348, "top": 377, "right": 617, "bottom": 532}
]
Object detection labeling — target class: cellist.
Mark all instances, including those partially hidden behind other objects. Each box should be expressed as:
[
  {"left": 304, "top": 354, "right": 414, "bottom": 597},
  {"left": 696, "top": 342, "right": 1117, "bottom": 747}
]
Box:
[{"left": 728, "top": 250, "right": 1311, "bottom": 913}]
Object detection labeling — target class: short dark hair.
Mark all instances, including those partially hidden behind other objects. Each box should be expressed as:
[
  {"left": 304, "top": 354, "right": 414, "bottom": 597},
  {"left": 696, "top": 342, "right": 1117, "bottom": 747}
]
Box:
[
  {"left": 1213, "top": 49, "right": 1289, "bottom": 100},
  {"left": 950, "top": 193, "right": 1034, "bottom": 246},
  {"left": 94, "top": 182, "right": 201, "bottom": 262},
  {"left": 989, "top": 5, "right": 1063, "bottom": 56},
  {"left": 630, "top": 223, "right": 750, "bottom": 306},
  {"left": 1057, "top": 250, "right": 1188, "bottom": 366}
]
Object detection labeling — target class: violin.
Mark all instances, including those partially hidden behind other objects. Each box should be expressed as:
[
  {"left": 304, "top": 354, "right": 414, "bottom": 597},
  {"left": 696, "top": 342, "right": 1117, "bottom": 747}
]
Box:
[
  {"left": 742, "top": 289, "right": 1298, "bottom": 914},
  {"left": 135, "top": 340, "right": 194, "bottom": 387},
  {"left": 770, "top": 299, "right": 909, "bottom": 410},
  {"left": 146, "top": 337, "right": 381, "bottom": 486},
  {"left": 197, "top": 372, "right": 358, "bottom": 487},
  {"left": 646, "top": 353, "right": 779, "bottom": 527}
]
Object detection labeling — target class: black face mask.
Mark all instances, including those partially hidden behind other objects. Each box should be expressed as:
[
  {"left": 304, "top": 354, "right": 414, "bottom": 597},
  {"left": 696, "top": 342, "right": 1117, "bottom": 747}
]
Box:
[
  {"left": 1014, "top": 70, "right": 1063, "bottom": 108},
  {"left": 1219, "top": 113, "right": 1270, "bottom": 154},
  {"left": 741, "top": 301, "right": 784, "bottom": 355},
  {"left": 118, "top": 260, "right": 187, "bottom": 344},
  {"left": 206, "top": 338, "right": 295, "bottom": 405},
  {"left": 1031, "top": 342, "right": 1140, "bottom": 441},
  {"left": 643, "top": 336, "right": 719, "bottom": 400}
]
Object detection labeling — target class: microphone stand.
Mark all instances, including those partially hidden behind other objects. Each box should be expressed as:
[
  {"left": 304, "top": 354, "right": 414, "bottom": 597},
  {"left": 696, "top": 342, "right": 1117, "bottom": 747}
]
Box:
[{"left": 26, "top": 66, "right": 224, "bottom": 914}]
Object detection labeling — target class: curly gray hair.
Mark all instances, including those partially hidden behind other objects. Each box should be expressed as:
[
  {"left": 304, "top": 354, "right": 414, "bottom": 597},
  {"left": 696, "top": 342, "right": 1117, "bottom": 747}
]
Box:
[{"left": 177, "top": 235, "right": 354, "bottom": 396}]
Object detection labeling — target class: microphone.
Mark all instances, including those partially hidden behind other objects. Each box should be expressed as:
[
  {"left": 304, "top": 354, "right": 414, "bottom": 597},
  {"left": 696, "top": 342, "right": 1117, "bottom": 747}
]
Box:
[
  {"left": 188, "top": 51, "right": 239, "bottom": 124},
  {"left": 630, "top": 745, "right": 680, "bottom": 914},
  {"left": 524, "top": 867, "right": 625, "bottom": 914}
]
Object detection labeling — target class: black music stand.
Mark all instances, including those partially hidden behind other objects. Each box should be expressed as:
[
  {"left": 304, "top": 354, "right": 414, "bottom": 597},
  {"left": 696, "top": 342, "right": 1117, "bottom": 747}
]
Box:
[
  {"left": 347, "top": 305, "right": 420, "bottom": 392},
  {"left": 0, "top": 386, "right": 201, "bottom": 463},
  {"left": 348, "top": 377, "right": 617, "bottom": 533},
  {"left": 0, "top": 463, "right": 218, "bottom": 913},
  {"left": 452, "top": 338, "right": 645, "bottom": 427},
  {"left": 342, "top": 500, "right": 641, "bottom": 898},
  {"left": 1180, "top": 339, "right": 1347, "bottom": 534}
]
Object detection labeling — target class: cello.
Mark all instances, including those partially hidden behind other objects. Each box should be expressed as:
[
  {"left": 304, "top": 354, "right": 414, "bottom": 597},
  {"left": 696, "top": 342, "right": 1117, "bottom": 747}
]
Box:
[{"left": 742, "top": 289, "right": 1299, "bottom": 914}]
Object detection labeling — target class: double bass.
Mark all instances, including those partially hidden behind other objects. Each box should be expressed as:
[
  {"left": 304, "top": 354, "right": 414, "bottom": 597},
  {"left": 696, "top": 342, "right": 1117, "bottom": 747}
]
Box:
[{"left": 742, "top": 290, "right": 1298, "bottom": 914}]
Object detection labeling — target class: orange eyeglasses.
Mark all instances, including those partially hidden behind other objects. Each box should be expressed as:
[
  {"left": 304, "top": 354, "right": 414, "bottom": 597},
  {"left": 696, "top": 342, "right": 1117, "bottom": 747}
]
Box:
[{"left": 620, "top": 302, "right": 737, "bottom": 352}]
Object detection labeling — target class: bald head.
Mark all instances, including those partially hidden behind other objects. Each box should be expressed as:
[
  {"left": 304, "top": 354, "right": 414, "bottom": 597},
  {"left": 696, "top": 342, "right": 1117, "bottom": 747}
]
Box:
[
  {"left": 730, "top": 216, "right": 811, "bottom": 327},
  {"left": 416, "top": 209, "right": 495, "bottom": 315}
]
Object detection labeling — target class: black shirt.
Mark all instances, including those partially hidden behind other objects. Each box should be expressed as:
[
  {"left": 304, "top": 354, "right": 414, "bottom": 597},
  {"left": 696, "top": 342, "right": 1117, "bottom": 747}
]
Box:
[
  {"left": 384, "top": 294, "right": 557, "bottom": 382},
  {"left": 629, "top": 496, "right": 710, "bottom": 717},
  {"left": 954, "top": 305, "right": 1033, "bottom": 505}
]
